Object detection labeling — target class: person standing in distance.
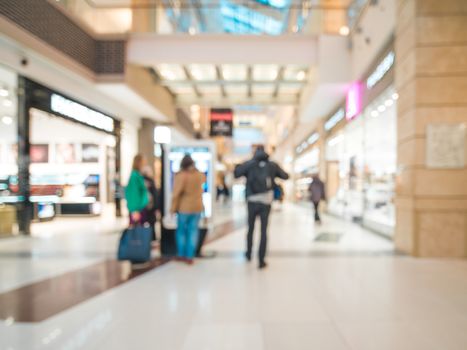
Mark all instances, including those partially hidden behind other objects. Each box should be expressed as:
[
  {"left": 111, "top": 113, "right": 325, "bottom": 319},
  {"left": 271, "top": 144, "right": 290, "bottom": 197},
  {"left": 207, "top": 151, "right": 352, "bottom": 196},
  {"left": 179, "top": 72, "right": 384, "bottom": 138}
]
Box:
[
  {"left": 234, "top": 146, "right": 289, "bottom": 269},
  {"left": 309, "top": 174, "right": 326, "bottom": 225}
]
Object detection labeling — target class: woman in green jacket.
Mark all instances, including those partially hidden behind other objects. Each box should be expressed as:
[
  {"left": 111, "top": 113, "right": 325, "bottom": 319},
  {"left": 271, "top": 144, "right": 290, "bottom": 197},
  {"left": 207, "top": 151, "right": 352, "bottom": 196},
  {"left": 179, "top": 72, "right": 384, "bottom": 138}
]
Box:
[{"left": 125, "top": 154, "right": 149, "bottom": 225}]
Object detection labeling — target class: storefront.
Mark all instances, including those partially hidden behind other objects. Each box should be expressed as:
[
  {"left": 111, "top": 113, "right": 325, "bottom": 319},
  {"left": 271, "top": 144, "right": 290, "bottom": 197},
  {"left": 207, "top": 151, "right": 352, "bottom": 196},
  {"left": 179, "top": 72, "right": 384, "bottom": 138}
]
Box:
[
  {"left": 0, "top": 69, "right": 122, "bottom": 236},
  {"left": 325, "top": 106, "right": 365, "bottom": 221},
  {"left": 294, "top": 131, "right": 320, "bottom": 202},
  {"left": 0, "top": 65, "right": 20, "bottom": 236},
  {"left": 325, "top": 45, "right": 397, "bottom": 238}
]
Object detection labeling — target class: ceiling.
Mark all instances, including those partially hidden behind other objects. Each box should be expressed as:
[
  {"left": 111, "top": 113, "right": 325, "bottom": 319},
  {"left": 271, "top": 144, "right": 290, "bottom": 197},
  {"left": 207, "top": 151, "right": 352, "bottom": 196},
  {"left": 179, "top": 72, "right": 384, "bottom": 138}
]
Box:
[{"left": 151, "top": 63, "right": 310, "bottom": 106}]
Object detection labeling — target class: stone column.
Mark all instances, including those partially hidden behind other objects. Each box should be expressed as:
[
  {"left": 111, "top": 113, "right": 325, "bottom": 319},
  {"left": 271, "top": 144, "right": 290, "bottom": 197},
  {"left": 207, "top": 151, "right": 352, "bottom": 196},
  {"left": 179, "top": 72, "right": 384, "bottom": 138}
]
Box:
[
  {"left": 138, "top": 118, "right": 156, "bottom": 172},
  {"left": 395, "top": 0, "right": 467, "bottom": 257}
]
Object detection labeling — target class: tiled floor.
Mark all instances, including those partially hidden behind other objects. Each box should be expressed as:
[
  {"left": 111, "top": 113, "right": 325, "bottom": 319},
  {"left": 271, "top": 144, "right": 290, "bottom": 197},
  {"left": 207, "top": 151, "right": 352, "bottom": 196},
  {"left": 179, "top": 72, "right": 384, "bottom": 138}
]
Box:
[
  {"left": 0, "top": 203, "right": 243, "bottom": 294},
  {"left": 1, "top": 203, "right": 467, "bottom": 350},
  {"left": 209, "top": 203, "right": 394, "bottom": 255}
]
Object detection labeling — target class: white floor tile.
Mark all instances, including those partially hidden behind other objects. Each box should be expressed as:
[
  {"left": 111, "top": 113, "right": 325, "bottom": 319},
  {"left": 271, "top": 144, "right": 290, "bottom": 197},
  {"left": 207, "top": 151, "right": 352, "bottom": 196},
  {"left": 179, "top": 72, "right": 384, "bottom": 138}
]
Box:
[
  {"left": 182, "top": 323, "right": 263, "bottom": 350},
  {"left": 336, "top": 321, "right": 438, "bottom": 350},
  {"left": 0, "top": 203, "right": 466, "bottom": 350},
  {"left": 263, "top": 323, "right": 350, "bottom": 350}
]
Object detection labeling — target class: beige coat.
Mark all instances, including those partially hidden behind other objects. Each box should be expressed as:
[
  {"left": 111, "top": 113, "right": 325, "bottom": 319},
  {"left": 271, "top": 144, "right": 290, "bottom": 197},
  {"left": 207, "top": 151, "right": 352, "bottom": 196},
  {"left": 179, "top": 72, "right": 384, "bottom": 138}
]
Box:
[{"left": 171, "top": 169, "right": 206, "bottom": 214}]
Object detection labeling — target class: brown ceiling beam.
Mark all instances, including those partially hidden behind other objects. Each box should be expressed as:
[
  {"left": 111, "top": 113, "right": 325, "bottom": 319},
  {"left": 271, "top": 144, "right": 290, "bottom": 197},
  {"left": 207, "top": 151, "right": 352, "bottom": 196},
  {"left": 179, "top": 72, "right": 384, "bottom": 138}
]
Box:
[{"left": 182, "top": 65, "right": 202, "bottom": 98}]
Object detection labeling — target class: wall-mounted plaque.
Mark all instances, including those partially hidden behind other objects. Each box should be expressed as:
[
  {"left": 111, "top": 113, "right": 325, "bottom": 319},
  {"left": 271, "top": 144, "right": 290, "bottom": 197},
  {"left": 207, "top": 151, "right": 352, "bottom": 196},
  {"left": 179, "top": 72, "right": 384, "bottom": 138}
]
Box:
[{"left": 426, "top": 124, "right": 465, "bottom": 169}]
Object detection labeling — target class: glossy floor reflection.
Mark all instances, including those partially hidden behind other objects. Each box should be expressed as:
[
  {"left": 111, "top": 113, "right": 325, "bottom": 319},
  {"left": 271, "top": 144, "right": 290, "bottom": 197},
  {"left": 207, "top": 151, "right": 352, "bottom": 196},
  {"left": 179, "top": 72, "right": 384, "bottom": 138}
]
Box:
[
  {"left": 1, "top": 203, "right": 467, "bottom": 350},
  {"left": 0, "top": 203, "right": 245, "bottom": 294}
]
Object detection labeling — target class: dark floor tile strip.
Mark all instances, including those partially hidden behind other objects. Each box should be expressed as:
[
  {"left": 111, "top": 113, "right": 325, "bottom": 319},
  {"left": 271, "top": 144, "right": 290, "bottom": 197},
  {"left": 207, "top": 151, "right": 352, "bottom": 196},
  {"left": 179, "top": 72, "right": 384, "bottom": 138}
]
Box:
[
  {"left": 206, "top": 218, "right": 246, "bottom": 244},
  {"left": 0, "top": 258, "right": 170, "bottom": 323},
  {"left": 0, "top": 218, "right": 244, "bottom": 323}
]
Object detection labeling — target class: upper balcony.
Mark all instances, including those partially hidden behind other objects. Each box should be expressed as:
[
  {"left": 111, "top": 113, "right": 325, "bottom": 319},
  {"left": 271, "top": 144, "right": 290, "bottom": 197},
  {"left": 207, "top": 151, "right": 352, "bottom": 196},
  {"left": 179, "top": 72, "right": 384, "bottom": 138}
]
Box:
[{"left": 52, "top": 0, "right": 368, "bottom": 36}]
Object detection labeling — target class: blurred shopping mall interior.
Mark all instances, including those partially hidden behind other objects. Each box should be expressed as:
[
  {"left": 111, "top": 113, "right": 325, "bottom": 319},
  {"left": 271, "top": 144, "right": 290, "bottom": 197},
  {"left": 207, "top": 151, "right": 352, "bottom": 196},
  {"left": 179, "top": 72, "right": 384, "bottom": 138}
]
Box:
[{"left": 0, "top": 0, "right": 467, "bottom": 349}]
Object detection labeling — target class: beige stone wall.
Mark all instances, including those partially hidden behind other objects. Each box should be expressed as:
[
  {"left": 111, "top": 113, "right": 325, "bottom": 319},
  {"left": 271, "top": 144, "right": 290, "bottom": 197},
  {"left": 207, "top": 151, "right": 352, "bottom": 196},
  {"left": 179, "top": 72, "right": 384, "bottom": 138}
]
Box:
[
  {"left": 138, "top": 118, "right": 157, "bottom": 171},
  {"left": 395, "top": 0, "right": 467, "bottom": 257}
]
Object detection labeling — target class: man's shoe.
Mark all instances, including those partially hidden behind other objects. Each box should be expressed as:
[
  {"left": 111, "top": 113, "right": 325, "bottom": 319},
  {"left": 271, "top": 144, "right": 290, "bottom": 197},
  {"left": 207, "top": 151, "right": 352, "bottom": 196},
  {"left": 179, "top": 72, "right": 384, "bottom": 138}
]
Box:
[
  {"left": 259, "top": 261, "right": 268, "bottom": 269},
  {"left": 245, "top": 252, "right": 252, "bottom": 262}
]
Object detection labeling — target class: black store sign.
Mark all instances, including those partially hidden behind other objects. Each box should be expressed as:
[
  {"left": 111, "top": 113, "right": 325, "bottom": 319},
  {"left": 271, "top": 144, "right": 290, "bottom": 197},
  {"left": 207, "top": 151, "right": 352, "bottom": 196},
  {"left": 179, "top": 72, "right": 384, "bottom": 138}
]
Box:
[
  {"left": 24, "top": 78, "right": 117, "bottom": 135},
  {"left": 210, "top": 108, "right": 233, "bottom": 137}
]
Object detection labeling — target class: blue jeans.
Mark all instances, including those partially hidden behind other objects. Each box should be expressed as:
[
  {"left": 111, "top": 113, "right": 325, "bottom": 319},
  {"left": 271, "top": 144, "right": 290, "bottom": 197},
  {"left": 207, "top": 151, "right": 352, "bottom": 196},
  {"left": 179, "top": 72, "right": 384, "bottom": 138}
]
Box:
[{"left": 176, "top": 213, "right": 201, "bottom": 259}]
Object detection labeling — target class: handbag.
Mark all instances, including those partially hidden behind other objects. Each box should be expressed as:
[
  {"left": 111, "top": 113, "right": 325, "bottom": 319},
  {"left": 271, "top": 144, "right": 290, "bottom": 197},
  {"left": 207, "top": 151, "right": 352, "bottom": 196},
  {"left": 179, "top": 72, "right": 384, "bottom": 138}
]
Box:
[
  {"left": 117, "top": 225, "right": 152, "bottom": 263},
  {"left": 162, "top": 214, "right": 177, "bottom": 229}
]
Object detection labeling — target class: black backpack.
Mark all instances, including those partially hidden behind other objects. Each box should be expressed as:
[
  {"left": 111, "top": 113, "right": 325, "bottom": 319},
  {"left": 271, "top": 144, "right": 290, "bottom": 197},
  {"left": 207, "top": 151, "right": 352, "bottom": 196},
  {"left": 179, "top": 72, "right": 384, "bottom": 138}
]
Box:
[{"left": 249, "top": 161, "right": 273, "bottom": 194}]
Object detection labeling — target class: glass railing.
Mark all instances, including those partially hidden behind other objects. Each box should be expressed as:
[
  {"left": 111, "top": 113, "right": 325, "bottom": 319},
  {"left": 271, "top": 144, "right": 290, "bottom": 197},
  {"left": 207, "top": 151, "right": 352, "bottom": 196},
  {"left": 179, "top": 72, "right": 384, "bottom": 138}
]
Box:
[
  {"left": 53, "top": 0, "right": 354, "bottom": 36},
  {"left": 347, "top": 0, "right": 368, "bottom": 30}
]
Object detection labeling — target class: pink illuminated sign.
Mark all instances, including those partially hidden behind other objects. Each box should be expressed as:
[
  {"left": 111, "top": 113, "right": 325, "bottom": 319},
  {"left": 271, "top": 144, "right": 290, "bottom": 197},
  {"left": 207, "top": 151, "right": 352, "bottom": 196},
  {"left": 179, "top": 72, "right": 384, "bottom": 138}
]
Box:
[{"left": 346, "top": 82, "right": 362, "bottom": 121}]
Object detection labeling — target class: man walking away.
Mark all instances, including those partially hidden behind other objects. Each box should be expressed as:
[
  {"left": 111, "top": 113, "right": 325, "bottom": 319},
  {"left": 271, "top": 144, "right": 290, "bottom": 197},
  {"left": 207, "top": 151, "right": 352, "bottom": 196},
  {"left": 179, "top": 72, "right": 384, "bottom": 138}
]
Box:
[
  {"left": 309, "top": 174, "right": 326, "bottom": 224},
  {"left": 234, "top": 146, "right": 289, "bottom": 269}
]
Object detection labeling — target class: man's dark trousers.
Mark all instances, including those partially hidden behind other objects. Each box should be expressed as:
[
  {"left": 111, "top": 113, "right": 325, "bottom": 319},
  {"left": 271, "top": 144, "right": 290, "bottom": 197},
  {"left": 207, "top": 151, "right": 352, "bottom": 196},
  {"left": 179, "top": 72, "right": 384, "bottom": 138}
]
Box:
[
  {"left": 313, "top": 201, "right": 321, "bottom": 222},
  {"left": 246, "top": 201, "right": 271, "bottom": 264}
]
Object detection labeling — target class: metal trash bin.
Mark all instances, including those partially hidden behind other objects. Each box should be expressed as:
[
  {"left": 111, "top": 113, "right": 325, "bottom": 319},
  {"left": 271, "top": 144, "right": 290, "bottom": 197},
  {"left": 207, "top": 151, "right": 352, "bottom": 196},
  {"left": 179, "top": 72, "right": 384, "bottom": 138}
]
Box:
[{"left": 0, "top": 204, "right": 16, "bottom": 236}]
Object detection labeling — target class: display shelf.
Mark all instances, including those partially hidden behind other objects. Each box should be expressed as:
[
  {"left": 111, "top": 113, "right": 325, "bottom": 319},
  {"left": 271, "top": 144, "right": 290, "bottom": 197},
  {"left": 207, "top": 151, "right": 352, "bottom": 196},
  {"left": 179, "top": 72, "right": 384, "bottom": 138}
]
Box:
[{"left": 0, "top": 196, "right": 24, "bottom": 203}]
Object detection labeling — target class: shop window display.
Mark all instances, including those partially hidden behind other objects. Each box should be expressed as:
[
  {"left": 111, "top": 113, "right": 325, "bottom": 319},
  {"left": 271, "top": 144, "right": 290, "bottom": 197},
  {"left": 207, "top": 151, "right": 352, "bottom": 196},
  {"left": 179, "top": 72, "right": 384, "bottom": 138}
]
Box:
[
  {"left": 326, "top": 87, "right": 397, "bottom": 237},
  {"left": 362, "top": 88, "right": 397, "bottom": 236},
  {"left": 0, "top": 65, "right": 19, "bottom": 235},
  {"left": 29, "top": 109, "right": 117, "bottom": 223},
  {"left": 327, "top": 118, "right": 365, "bottom": 221}
]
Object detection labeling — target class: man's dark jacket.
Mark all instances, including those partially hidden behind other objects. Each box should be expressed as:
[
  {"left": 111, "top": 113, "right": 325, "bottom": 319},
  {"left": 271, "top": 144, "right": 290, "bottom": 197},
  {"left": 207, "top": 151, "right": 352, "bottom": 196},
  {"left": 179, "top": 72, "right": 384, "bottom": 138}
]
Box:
[{"left": 234, "top": 149, "right": 289, "bottom": 198}]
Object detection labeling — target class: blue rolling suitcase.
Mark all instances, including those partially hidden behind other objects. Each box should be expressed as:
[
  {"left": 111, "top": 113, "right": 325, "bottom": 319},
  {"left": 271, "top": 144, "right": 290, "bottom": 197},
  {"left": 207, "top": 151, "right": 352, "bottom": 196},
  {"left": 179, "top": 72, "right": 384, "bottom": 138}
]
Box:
[{"left": 117, "top": 225, "right": 152, "bottom": 263}]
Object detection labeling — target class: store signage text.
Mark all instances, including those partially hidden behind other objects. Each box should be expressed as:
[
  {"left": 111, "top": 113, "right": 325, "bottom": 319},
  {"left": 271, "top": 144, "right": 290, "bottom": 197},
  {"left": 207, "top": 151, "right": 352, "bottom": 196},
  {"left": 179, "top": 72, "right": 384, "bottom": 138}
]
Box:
[
  {"left": 366, "top": 51, "right": 395, "bottom": 89},
  {"left": 324, "top": 108, "right": 345, "bottom": 131},
  {"left": 296, "top": 131, "right": 319, "bottom": 154},
  {"left": 51, "top": 94, "right": 115, "bottom": 133},
  {"left": 346, "top": 82, "right": 362, "bottom": 121},
  {"left": 210, "top": 108, "right": 233, "bottom": 137}
]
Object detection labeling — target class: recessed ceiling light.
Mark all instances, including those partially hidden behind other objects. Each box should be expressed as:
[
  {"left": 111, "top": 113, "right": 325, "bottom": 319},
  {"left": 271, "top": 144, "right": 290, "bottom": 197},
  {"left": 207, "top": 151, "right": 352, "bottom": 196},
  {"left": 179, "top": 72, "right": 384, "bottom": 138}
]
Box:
[
  {"left": 296, "top": 71, "right": 306, "bottom": 81},
  {"left": 0, "top": 88, "right": 8, "bottom": 97},
  {"left": 371, "top": 110, "right": 379, "bottom": 118},
  {"left": 2, "top": 116, "right": 13, "bottom": 125},
  {"left": 385, "top": 99, "right": 394, "bottom": 107},
  {"left": 392, "top": 92, "right": 399, "bottom": 100},
  {"left": 253, "top": 65, "right": 279, "bottom": 81},
  {"left": 156, "top": 64, "right": 186, "bottom": 81},
  {"left": 339, "top": 26, "right": 350, "bottom": 36},
  {"left": 3, "top": 99, "right": 12, "bottom": 107},
  {"left": 188, "top": 27, "right": 196, "bottom": 35},
  {"left": 159, "top": 70, "right": 175, "bottom": 80},
  {"left": 191, "top": 70, "right": 201, "bottom": 79},
  {"left": 378, "top": 105, "right": 386, "bottom": 112}
]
